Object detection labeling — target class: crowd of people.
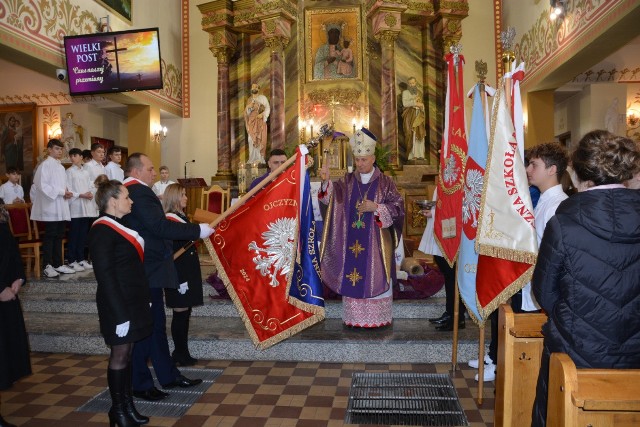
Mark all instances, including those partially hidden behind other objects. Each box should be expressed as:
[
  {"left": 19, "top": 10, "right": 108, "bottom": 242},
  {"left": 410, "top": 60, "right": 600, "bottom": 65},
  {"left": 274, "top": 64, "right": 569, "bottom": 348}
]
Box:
[{"left": 1, "top": 127, "right": 639, "bottom": 426}]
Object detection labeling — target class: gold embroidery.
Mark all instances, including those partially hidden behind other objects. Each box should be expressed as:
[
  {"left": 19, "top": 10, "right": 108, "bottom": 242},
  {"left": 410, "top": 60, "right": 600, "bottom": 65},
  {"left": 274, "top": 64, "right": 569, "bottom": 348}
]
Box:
[
  {"left": 346, "top": 268, "right": 362, "bottom": 286},
  {"left": 349, "top": 240, "right": 365, "bottom": 258}
]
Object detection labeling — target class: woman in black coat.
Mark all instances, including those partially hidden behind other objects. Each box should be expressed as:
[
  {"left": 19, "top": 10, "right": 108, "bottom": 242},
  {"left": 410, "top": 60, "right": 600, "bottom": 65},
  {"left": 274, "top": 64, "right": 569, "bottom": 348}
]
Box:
[
  {"left": 0, "top": 199, "right": 30, "bottom": 427},
  {"left": 88, "top": 179, "right": 152, "bottom": 427},
  {"left": 530, "top": 130, "right": 640, "bottom": 427},
  {"left": 162, "top": 184, "right": 203, "bottom": 366}
]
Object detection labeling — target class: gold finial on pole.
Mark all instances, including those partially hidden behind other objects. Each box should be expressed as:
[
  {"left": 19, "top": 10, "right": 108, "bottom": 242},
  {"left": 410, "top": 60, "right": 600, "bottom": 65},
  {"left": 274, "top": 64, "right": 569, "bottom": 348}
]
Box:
[{"left": 500, "top": 26, "right": 516, "bottom": 75}]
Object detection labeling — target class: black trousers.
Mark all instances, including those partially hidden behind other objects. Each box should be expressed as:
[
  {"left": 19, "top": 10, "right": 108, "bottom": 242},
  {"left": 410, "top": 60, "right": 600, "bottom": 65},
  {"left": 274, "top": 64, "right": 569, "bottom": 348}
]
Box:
[
  {"left": 42, "top": 221, "right": 66, "bottom": 267},
  {"left": 434, "top": 255, "right": 467, "bottom": 318}
]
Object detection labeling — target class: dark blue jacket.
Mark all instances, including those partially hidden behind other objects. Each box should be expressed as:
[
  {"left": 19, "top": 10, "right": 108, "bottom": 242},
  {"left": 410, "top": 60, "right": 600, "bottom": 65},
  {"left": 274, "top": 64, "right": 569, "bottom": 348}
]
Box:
[{"left": 125, "top": 181, "right": 200, "bottom": 289}]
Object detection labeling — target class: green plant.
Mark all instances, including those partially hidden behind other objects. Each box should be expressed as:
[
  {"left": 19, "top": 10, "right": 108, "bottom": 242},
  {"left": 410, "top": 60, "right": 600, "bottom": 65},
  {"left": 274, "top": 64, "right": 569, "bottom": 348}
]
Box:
[{"left": 374, "top": 144, "right": 396, "bottom": 176}]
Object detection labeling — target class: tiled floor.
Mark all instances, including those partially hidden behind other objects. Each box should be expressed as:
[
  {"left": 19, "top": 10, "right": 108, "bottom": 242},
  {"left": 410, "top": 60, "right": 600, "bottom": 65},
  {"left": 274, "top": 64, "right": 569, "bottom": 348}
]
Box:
[{"left": 1, "top": 352, "right": 495, "bottom": 427}]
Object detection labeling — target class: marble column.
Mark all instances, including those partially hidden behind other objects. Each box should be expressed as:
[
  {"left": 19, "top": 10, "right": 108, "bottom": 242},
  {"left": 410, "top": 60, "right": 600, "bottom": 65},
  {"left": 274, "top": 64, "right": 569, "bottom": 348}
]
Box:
[
  {"left": 213, "top": 47, "right": 234, "bottom": 178},
  {"left": 378, "top": 31, "right": 399, "bottom": 166},
  {"left": 265, "top": 37, "right": 288, "bottom": 150}
]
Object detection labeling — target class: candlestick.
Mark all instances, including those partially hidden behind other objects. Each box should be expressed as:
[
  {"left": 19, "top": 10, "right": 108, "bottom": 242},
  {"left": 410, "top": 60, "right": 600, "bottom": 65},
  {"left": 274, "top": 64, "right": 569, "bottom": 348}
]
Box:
[
  {"left": 238, "top": 162, "right": 247, "bottom": 195},
  {"left": 250, "top": 162, "right": 259, "bottom": 182}
]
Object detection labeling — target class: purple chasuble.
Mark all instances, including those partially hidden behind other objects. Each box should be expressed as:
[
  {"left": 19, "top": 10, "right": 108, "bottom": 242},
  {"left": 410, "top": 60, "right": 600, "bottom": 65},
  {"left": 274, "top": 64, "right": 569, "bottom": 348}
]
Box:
[{"left": 320, "top": 168, "right": 405, "bottom": 299}]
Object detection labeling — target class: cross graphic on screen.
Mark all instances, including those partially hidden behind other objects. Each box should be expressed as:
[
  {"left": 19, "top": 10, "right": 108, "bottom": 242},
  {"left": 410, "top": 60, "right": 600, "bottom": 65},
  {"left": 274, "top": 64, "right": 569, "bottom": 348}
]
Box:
[{"left": 105, "top": 37, "right": 128, "bottom": 82}]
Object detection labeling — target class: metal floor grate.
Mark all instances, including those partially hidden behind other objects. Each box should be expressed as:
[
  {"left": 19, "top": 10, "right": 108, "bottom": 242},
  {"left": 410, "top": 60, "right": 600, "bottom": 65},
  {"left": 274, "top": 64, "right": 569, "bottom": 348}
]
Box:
[
  {"left": 345, "top": 372, "right": 469, "bottom": 426},
  {"left": 76, "top": 367, "right": 223, "bottom": 418}
]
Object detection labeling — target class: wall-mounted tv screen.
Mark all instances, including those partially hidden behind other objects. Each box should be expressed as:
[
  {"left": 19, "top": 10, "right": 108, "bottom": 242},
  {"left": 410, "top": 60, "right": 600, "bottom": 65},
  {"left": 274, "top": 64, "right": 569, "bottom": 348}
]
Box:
[{"left": 63, "top": 27, "right": 162, "bottom": 96}]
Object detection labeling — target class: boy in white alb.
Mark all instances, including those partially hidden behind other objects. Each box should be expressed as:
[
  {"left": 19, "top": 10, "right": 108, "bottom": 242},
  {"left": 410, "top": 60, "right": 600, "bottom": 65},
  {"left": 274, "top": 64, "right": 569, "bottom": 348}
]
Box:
[
  {"left": 104, "top": 146, "right": 124, "bottom": 181},
  {"left": 152, "top": 165, "right": 175, "bottom": 200},
  {"left": 0, "top": 167, "right": 25, "bottom": 203},
  {"left": 65, "top": 148, "right": 97, "bottom": 272},
  {"left": 30, "top": 139, "right": 75, "bottom": 277}
]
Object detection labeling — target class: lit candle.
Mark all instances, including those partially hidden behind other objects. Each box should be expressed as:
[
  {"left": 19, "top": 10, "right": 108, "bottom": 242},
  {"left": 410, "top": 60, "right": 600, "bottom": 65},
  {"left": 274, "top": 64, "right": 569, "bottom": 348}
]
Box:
[
  {"left": 250, "top": 162, "right": 259, "bottom": 181},
  {"left": 309, "top": 120, "right": 314, "bottom": 138},
  {"left": 352, "top": 118, "right": 356, "bottom": 135},
  {"left": 300, "top": 120, "right": 306, "bottom": 142},
  {"left": 238, "top": 162, "right": 247, "bottom": 195}
]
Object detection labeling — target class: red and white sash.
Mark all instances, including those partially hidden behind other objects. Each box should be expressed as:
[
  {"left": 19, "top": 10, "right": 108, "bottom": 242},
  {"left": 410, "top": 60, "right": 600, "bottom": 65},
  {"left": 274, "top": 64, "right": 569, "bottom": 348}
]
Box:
[
  {"left": 123, "top": 177, "right": 146, "bottom": 187},
  {"left": 93, "top": 216, "right": 145, "bottom": 262},
  {"left": 165, "top": 212, "right": 186, "bottom": 223}
]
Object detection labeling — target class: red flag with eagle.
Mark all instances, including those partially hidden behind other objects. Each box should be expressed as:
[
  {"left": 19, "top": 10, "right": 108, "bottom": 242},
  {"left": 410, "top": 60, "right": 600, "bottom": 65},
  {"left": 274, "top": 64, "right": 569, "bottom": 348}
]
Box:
[
  {"left": 203, "top": 147, "right": 324, "bottom": 349},
  {"left": 434, "top": 52, "right": 468, "bottom": 267}
]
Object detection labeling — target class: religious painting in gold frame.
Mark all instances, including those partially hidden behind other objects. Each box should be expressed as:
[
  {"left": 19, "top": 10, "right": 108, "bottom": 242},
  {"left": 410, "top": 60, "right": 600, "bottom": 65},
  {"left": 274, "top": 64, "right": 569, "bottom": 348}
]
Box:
[
  {"left": 306, "top": 7, "right": 361, "bottom": 82},
  {"left": 95, "top": 0, "right": 132, "bottom": 24}
]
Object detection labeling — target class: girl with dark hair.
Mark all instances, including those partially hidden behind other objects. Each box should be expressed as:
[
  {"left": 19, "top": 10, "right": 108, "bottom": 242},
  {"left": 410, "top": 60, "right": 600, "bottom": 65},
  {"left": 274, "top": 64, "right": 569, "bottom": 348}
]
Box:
[{"left": 88, "top": 179, "right": 152, "bottom": 426}]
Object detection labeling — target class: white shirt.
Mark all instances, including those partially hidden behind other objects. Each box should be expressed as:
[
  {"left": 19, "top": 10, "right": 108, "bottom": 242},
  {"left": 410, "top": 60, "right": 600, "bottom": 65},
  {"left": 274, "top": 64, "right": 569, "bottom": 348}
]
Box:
[
  {"left": 0, "top": 181, "right": 24, "bottom": 203},
  {"left": 105, "top": 161, "right": 124, "bottom": 182},
  {"left": 30, "top": 156, "right": 70, "bottom": 221},
  {"left": 521, "top": 184, "right": 568, "bottom": 311},
  {"left": 66, "top": 165, "right": 98, "bottom": 218},
  {"left": 152, "top": 180, "right": 175, "bottom": 196},
  {"left": 83, "top": 159, "right": 106, "bottom": 182},
  {"left": 418, "top": 189, "right": 442, "bottom": 257}
]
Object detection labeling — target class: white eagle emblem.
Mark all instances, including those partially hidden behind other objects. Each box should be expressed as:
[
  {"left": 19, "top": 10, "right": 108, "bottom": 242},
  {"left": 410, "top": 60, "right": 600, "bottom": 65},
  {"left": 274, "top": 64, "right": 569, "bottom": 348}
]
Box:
[
  {"left": 248, "top": 217, "right": 296, "bottom": 287},
  {"left": 462, "top": 168, "right": 483, "bottom": 227},
  {"left": 443, "top": 153, "right": 460, "bottom": 186}
]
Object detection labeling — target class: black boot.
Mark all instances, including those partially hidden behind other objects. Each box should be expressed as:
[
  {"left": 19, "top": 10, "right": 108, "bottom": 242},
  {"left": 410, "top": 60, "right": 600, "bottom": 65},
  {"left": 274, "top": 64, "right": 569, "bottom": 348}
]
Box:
[
  {"left": 171, "top": 309, "right": 197, "bottom": 366},
  {"left": 123, "top": 365, "right": 149, "bottom": 425},
  {"left": 107, "top": 368, "right": 140, "bottom": 427}
]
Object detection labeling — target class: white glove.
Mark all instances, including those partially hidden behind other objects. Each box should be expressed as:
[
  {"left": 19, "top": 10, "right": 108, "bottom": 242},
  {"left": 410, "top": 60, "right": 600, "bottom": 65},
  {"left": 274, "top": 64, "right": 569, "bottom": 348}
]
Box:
[
  {"left": 178, "top": 282, "right": 189, "bottom": 294},
  {"left": 116, "top": 321, "right": 130, "bottom": 337},
  {"left": 199, "top": 224, "right": 215, "bottom": 239}
]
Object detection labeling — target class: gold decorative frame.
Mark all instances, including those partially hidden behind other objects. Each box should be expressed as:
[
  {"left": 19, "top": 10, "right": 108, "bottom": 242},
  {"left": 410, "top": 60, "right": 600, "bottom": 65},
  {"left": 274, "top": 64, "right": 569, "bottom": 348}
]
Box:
[
  {"left": 0, "top": 104, "right": 37, "bottom": 178},
  {"left": 95, "top": 0, "right": 133, "bottom": 25},
  {"left": 305, "top": 6, "right": 362, "bottom": 82}
]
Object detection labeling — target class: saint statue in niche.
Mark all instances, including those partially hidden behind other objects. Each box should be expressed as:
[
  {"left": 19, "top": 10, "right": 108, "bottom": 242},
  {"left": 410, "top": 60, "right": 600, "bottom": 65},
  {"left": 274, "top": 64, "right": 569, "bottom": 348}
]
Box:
[{"left": 245, "top": 83, "right": 270, "bottom": 164}]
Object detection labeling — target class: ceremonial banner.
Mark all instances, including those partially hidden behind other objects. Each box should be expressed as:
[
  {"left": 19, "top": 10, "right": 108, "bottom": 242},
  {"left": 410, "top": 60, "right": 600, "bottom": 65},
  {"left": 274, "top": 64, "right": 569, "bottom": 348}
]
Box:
[
  {"left": 434, "top": 53, "right": 468, "bottom": 267},
  {"left": 205, "top": 148, "right": 325, "bottom": 349},
  {"left": 457, "top": 84, "right": 489, "bottom": 324},
  {"left": 475, "top": 85, "right": 537, "bottom": 318}
]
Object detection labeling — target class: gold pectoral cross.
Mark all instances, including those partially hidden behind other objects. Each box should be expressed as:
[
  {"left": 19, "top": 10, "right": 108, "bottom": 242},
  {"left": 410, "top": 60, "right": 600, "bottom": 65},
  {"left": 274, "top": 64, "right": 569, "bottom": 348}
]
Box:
[
  {"left": 346, "top": 268, "right": 362, "bottom": 287},
  {"left": 352, "top": 197, "right": 367, "bottom": 229}
]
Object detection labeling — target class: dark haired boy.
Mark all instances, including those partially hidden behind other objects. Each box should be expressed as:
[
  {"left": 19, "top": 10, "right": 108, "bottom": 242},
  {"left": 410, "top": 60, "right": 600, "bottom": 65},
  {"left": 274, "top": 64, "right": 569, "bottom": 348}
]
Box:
[
  {"left": 249, "top": 149, "right": 287, "bottom": 190},
  {"left": 105, "top": 146, "right": 124, "bottom": 181},
  {"left": 65, "top": 148, "right": 96, "bottom": 271},
  {"left": 30, "top": 139, "right": 74, "bottom": 277},
  {"left": 0, "top": 167, "right": 24, "bottom": 203}
]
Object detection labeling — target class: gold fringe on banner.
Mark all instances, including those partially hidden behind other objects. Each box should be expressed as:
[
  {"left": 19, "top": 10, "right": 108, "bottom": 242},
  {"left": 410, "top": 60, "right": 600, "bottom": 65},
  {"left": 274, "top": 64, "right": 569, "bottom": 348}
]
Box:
[
  {"left": 477, "top": 244, "right": 537, "bottom": 265},
  {"left": 477, "top": 264, "right": 535, "bottom": 319}
]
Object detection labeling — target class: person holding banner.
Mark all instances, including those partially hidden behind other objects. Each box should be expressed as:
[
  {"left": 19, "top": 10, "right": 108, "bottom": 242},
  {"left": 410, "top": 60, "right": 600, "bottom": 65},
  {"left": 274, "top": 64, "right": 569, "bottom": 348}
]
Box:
[
  {"left": 124, "top": 153, "right": 214, "bottom": 401},
  {"left": 318, "top": 127, "right": 404, "bottom": 328},
  {"left": 530, "top": 130, "right": 640, "bottom": 427},
  {"left": 162, "top": 183, "right": 203, "bottom": 367}
]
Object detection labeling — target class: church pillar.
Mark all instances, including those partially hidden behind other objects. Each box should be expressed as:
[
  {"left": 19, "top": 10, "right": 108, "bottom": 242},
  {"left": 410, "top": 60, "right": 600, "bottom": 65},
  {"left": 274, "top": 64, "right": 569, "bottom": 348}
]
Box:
[
  {"left": 211, "top": 46, "right": 234, "bottom": 179},
  {"left": 378, "top": 31, "right": 400, "bottom": 165},
  {"left": 262, "top": 18, "right": 291, "bottom": 150},
  {"left": 368, "top": 5, "right": 405, "bottom": 166},
  {"left": 128, "top": 104, "right": 161, "bottom": 168}
]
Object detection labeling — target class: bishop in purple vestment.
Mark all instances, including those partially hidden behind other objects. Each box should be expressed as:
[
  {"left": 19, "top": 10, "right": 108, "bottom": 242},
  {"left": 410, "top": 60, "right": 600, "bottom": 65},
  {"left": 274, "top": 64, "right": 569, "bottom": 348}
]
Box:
[{"left": 318, "top": 128, "right": 404, "bottom": 327}]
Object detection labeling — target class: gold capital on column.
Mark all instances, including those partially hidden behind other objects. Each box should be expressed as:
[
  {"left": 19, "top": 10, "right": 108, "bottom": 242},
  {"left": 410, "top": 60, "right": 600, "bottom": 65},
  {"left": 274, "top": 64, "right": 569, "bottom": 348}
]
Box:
[
  {"left": 211, "top": 46, "right": 233, "bottom": 64},
  {"left": 264, "top": 36, "right": 289, "bottom": 53},
  {"left": 375, "top": 30, "right": 399, "bottom": 48}
]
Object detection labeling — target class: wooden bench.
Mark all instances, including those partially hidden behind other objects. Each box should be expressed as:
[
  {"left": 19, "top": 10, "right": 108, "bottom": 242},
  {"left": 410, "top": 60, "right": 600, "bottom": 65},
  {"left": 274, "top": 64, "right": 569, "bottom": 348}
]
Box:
[
  {"left": 547, "top": 353, "right": 640, "bottom": 427},
  {"left": 494, "top": 304, "right": 547, "bottom": 427}
]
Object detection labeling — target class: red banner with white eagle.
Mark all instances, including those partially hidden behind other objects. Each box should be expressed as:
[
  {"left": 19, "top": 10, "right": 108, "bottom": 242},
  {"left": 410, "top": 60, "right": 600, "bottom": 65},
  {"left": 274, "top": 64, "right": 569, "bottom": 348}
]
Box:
[
  {"left": 204, "top": 150, "right": 324, "bottom": 349},
  {"left": 434, "top": 52, "right": 468, "bottom": 267}
]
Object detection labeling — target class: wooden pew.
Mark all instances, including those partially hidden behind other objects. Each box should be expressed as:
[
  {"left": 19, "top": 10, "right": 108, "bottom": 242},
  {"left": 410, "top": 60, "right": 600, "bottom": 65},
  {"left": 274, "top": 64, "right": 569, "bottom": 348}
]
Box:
[
  {"left": 547, "top": 353, "right": 640, "bottom": 427},
  {"left": 494, "top": 304, "right": 547, "bottom": 427}
]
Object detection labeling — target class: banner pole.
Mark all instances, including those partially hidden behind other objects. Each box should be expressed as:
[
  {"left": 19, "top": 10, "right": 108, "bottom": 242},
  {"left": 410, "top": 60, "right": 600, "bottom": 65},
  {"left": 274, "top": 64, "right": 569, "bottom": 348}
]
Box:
[
  {"left": 477, "top": 325, "right": 485, "bottom": 405},
  {"left": 206, "top": 125, "right": 333, "bottom": 229},
  {"left": 451, "top": 271, "right": 460, "bottom": 371}
]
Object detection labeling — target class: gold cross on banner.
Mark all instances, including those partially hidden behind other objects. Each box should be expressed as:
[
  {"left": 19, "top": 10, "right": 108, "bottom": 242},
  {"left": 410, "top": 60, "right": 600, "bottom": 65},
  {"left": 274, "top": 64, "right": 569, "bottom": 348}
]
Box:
[
  {"left": 345, "top": 268, "right": 362, "bottom": 287},
  {"left": 349, "top": 240, "right": 365, "bottom": 258}
]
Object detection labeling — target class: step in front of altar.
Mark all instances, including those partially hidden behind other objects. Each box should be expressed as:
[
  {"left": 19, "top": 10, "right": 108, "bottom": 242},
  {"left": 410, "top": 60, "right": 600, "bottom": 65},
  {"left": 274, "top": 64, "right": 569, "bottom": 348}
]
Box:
[{"left": 21, "top": 278, "right": 487, "bottom": 364}]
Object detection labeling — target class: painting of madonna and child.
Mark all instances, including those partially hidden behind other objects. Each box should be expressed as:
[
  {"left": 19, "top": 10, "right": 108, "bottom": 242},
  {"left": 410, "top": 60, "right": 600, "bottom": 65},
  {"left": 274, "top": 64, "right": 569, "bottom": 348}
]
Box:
[{"left": 306, "top": 7, "right": 361, "bottom": 81}]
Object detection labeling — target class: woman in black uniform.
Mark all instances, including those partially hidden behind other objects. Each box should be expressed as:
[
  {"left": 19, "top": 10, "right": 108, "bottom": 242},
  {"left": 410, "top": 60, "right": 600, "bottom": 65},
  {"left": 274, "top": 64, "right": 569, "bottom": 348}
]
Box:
[
  {"left": 0, "top": 199, "right": 31, "bottom": 427},
  {"left": 89, "top": 179, "right": 152, "bottom": 427},
  {"left": 162, "top": 184, "right": 203, "bottom": 366}
]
